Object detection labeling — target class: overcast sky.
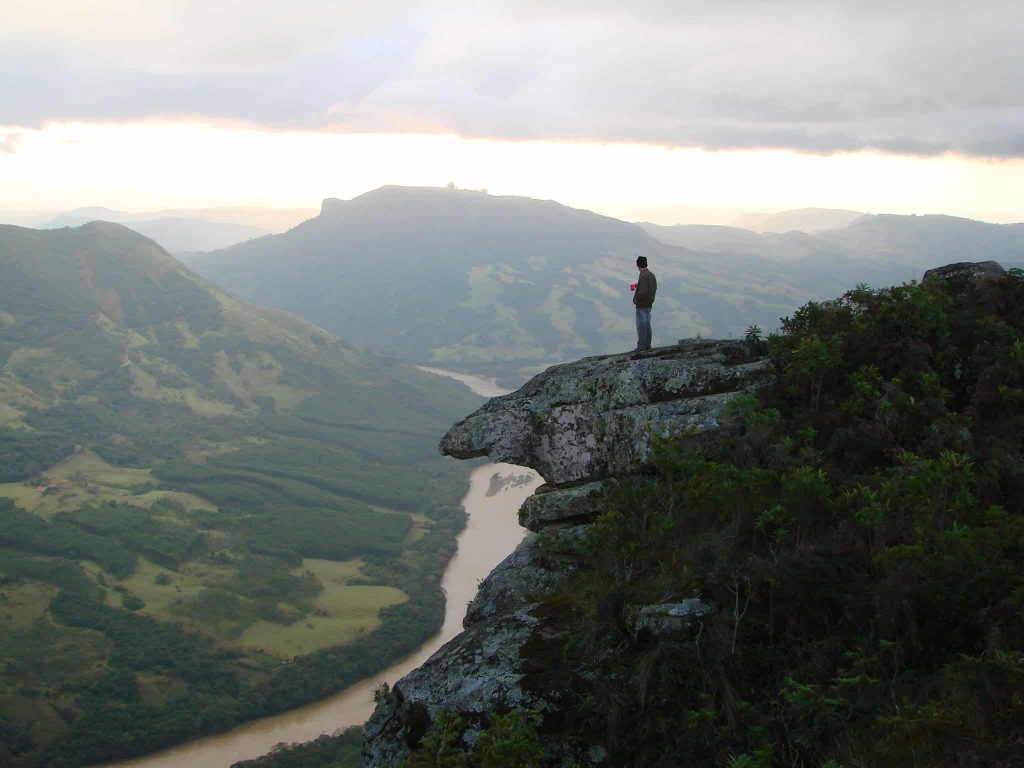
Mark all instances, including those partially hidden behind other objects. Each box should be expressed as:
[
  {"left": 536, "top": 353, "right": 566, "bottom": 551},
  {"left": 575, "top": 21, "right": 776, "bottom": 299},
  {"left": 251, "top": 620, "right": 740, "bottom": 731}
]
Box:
[{"left": 2, "top": 1, "right": 1022, "bottom": 220}]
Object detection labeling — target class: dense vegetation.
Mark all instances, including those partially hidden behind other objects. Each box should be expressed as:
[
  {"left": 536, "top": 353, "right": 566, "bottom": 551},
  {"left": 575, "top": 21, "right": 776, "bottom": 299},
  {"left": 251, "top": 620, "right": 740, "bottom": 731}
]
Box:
[
  {"left": 534, "top": 268, "right": 1024, "bottom": 766},
  {"left": 0, "top": 223, "right": 483, "bottom": 767},
  {"left": 231, "top": 727, "right": 363, "bottom": 768},
  {"left": 396, "top": 267, "right": 1024, "bottom": 767}
]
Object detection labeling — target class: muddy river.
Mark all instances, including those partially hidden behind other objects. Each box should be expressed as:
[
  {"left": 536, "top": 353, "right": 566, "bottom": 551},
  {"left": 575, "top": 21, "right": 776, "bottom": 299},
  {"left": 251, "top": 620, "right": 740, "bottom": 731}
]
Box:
[{"left": 100, "top": 369, "right": 538, "bottom": 768}]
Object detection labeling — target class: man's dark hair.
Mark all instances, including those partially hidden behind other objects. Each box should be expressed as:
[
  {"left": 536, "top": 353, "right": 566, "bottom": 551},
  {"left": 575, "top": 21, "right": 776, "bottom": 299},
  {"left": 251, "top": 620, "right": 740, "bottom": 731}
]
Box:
[{"left": 636, "top": 256, "right": 648, "bottom": 268}]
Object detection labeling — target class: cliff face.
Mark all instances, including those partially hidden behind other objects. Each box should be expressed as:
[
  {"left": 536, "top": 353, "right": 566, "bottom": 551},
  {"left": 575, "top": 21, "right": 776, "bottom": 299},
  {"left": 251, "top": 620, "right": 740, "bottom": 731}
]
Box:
[
  {"left": 363, "top": 261, "right": 1024, "bottom": 768},
  {"left": 364, "top": 341, "right": 772, "bottom": 766}
]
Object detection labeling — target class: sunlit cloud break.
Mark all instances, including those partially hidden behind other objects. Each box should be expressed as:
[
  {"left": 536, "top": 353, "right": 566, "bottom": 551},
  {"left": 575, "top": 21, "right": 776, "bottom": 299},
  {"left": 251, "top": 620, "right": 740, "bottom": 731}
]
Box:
[
  {"left": 2, "top": 121, "right": 1022, "bottom": 225},
  {"left": 4, "top": 0, "right": 1024, "bottom": 158}
]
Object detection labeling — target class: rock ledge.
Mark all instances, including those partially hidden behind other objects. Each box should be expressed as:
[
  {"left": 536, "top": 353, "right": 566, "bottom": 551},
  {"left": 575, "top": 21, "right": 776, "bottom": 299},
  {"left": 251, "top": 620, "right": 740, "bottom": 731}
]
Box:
[{"left": 365, "top": 341, "right": 770, "bottom": 765}]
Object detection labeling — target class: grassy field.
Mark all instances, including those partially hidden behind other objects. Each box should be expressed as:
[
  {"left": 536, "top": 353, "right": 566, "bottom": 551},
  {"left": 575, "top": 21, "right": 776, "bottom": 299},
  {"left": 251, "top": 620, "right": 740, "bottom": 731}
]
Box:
[
  {"left": 0, "top": 449, "right": 432, "bottom": 663},
  {"left": 46, "top": 449, "right": 152, "bottom": 485},
  {"left": 0, "top": 581, "right": 111, "bottom": 684},
  {"left": 0, "top": 482, "right": 44, "bottom": 510},
  {"left": 128, "top": 358, "right": 244, "bottom": 417},
  {"left": 183, "top": 387, "right": 240, "bottom": 417},
  {"left": 0, "top": 579, "right": 58, "bottom": 628},
  {"left": 111, "top": 555, "right": 408, "bottom": 659},
  {"left": 235, "top": 558, "right": 407, "bottom": 658},
  {"left": 117, "top": 557, "right": 230, "bottom": 620},
  {"left": 0, "top": 578, "right": 111, "bottom": 746},
  {"left": 135, "top": 672, "right": 190, "bottom": 708},
  {"left": 402, "top": 512, "right": 433, "bottom": 545},
  {"left": 0, "top": 449, "right": 215, "bottom": 519},
  {"left": 0, "top": 401, "right": 23, "bottom": 426}
]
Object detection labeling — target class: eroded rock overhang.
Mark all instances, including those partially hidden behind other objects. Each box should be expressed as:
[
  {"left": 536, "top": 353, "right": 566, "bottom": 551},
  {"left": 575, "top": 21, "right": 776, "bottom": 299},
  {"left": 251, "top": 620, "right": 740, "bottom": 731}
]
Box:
[{"left": 440, "top": 340, "right": 773, "bottom": 486}]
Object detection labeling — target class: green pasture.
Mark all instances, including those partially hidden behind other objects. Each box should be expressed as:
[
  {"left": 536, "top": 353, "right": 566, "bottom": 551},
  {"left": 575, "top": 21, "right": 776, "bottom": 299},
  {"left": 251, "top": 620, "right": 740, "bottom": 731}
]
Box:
[
  {"left": 128, "top": 358, "right": 242, "bottom": 417},
  {"left": 0, "top": 401, "right": 23, "bottom": 426},
  {"left": 117, "top": 557, "right": 229, "bottom": 621},
  {"left": 0, "top": 580, "right": 57, "bottom": 628},
  {"left": 0, "top": 483, "right": 44, "bottom": 511},
  {"left": 237, "top": 558, "right": 407, "bottom": 658},
  {"left": 135, "top": 672, "right": 189, "bottom": 707},
  {"left": 402, "top": 512, "right": 433, "bottom": 545},
  {"left": 0, "top": 580, "right": 110, "bottom": 695},
  {"left": 0, "top": 694, "right": 69, "bottom": 749},
  {"left": 183, "top": 387, "right": 239, "bottom": 417},
  {"left": 0, "top": 450, "right": 216, "bottom": 519},
  {"left": 45, "top": 449, "right": 152, "bottom": 486},
  {"left": 209, "top": 350, "right": 311, "bottom": 413},
  {"left": 114, "top": 556, "right": 407, "bottom": 660}
]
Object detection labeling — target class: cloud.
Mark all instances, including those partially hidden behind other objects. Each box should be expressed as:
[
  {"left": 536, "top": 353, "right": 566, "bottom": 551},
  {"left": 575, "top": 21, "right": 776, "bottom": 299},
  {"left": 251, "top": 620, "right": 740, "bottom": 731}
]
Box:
[
  {"left": 0, "top": 132, "right": 24, "bottom": 154},
  {"left": 4, "top": 0, "right": 1023, "bottom": 157}
]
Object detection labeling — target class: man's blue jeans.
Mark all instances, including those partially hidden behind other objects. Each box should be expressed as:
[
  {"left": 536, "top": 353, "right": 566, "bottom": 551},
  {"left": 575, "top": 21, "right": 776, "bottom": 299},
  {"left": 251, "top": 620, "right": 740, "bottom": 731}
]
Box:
[{"left": 635, "top": 307, "right": 652, "bottom": 350}]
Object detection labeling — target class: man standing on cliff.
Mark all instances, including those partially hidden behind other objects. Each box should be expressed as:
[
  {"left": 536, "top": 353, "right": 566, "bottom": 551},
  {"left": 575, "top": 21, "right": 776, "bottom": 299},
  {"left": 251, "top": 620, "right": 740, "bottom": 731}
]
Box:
[{"left": 632, "top": 255, "right": 657, "bottom": 351}]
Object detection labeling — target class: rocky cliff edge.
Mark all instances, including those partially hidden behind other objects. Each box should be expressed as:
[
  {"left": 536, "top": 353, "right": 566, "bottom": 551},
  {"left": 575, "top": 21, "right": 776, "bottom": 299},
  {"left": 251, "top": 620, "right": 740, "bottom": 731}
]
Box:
[
  {"left": 363, "top": 340, "right": 771, "bottom": 766},
  {"left": 363, "top": 261, "right": 1011, "bottom": 765}
]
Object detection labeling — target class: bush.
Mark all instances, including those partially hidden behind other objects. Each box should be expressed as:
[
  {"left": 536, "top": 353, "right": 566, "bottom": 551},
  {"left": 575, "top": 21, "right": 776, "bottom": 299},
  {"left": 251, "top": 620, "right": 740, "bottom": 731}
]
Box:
[{"left": 553, "top": 274, "right": 1024, "bottom": 767}]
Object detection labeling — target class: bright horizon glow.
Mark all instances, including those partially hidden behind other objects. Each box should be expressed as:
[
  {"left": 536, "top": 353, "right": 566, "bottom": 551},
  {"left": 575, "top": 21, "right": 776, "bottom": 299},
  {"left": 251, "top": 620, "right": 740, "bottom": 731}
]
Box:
[{"left": 2, "top": 121, "right": 1022, "bottom": 225}]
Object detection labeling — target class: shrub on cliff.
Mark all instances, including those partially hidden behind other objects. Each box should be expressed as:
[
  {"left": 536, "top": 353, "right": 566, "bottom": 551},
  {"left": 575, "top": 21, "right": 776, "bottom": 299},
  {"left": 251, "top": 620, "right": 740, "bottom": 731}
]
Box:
[{"left": 557, "top": 269, "right": 1024, "bottom": 767}]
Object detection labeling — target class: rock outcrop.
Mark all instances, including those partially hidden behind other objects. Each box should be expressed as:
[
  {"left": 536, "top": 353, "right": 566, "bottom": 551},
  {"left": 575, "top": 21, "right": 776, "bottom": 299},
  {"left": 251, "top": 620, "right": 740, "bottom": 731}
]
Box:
[
  {"left": 364, "top": 264, "right": 1014, "bottom": 766},
  {"left": 441, "top": 341, "right": 773, "bottom": 484},
  {"left": 630, "top": 599, "right": 712, "bottom": 642},
  {"left": 922, "top": 260, "right": 1004, "bottom": 289},
  {"left": 364, "top": 340, "right": 770, "bottom": 766},
  {"left": 518, "top": 481, "right": 605, "bottom": 529}
]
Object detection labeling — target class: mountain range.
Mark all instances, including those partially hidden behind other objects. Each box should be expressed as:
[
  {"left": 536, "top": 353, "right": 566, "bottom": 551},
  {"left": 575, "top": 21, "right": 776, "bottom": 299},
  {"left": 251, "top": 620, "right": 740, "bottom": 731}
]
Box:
[
  {"left": 186, "top": 186, "right": 1024, "bottom": 385},
  {"left": 42, "top": 212, "right": 271, "bottom": 253},
  {"left": 42, "top": 205, "right": 318, "bottom": 232},
  {"left": 640, "top": 214, "right": 1024, "bottom": 271},
  {"left": 0, "top": 205, "right": 318, "bottom": 254},
  {"left": 729, "top": 207, "right": 867, "bottom": 233},
  {"left": 37, "top": 205, "right": 318, "bottom": 253}
]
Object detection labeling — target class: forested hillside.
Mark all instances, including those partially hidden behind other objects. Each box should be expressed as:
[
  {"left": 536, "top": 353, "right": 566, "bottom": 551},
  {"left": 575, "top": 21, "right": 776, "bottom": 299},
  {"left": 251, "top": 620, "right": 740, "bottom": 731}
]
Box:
[
  {"left": 188, "top": 187, "right": 1023, "bottom": 388},
  {"left": 0, "top": 223, "right": 481, "bottom": 767},
  {"left": 187, "top": 187, "right": 875, "bottom": 386}
]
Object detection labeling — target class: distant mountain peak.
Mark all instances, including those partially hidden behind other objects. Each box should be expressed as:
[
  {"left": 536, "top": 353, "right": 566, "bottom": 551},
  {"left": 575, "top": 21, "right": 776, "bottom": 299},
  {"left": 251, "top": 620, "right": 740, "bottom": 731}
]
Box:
[
  {"left": 732, "top": 207, "right": 867, "bottom": 234},
  {"left": 320, "top": 185, "right": 561, "bottom": 216},
  {"left": 320, "top": 197, "right": 345, "bottom": 216}
]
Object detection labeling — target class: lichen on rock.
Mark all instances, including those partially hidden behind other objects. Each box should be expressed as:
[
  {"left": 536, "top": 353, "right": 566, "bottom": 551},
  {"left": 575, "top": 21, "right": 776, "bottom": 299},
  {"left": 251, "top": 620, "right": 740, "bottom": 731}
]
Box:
[
  {"left": 365, "top": 340, "right": 772, "bottom": 766},
  {"left": 440, "top": 340, "right": 773, "bottom": 485},
  {"left": 518, "top": 481, "right": 605, "bottom": 531}
]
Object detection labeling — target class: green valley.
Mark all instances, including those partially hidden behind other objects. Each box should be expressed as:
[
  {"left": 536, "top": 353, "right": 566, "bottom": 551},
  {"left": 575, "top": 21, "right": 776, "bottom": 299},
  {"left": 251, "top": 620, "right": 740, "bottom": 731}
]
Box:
[{"left": 0, "top": 222, "right": 482, "bottom": 767}]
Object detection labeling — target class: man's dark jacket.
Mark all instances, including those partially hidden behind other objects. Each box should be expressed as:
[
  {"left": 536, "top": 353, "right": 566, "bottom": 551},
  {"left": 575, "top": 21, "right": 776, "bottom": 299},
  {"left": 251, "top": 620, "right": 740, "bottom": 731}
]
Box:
[{"left": 633, "top": 269, "right": 657, "bottom": 308}]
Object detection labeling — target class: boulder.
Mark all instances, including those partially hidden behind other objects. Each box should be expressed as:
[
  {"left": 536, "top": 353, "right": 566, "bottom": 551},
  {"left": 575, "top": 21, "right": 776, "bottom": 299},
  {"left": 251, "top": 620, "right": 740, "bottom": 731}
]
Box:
[
  {"left": 363, "top": 609, "right": 542, "bottom": 767},
  {"left": 518, "top": 481, "right": 605, "bottom": 531},
  {"left": 631, "top": 600, "right": 711, "bottom": 641},
  {"left": 922, "top": 260, "right": 1005, "bottom": 290},
  {"left": 368, "top": 341, "right": 770, "bottom": 765},
  {"left": 464, "top": 534, "right": 561, "bottom": 627}
]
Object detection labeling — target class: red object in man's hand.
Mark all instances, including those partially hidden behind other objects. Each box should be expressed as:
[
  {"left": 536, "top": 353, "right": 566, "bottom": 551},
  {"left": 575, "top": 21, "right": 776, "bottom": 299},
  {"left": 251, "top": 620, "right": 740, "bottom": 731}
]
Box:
[{"left": 629, "top": 282, "right": 637, "bottom": 291}]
